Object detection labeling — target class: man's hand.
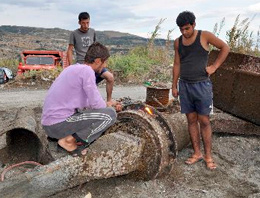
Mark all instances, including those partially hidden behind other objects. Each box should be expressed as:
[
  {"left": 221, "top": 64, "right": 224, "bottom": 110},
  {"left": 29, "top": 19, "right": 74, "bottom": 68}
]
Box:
[
  {"left": 106, "top": 100, "right": 122, "bottom": 112},
  {"left": 172, "top": 87, "right": 179, "bottom": 98},
  {"left": 114, "top": 102, "right": 122, "bottom": 112},
  {"left": 206, "top": 65, "right": 217, "bottom": 76}
]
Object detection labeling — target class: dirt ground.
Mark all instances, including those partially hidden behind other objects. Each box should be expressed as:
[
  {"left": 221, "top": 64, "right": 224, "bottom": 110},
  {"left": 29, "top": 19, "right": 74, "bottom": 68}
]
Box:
[{"left": 0, "top": 82, "right": 260, "bottom": 198}]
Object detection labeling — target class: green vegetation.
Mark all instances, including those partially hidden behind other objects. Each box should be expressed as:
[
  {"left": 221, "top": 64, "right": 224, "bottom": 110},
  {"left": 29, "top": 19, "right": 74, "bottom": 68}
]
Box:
[
  {"left": 0, "top": 59, "right": 19, "bottom": 74},
  {"left": 109, "top": 19, "right": 174, "bottom": 83},
  {"left": 109, "top": 47, "right": 158, "bottom": 82}
]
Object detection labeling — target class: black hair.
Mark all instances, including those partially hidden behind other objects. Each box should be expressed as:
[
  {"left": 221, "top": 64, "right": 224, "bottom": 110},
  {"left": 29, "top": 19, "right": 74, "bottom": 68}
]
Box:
[
  {"left": 176, "top": 11, "right": 196, "bottom": 27},
  {"left": 85, "top": 42, "right": 110, "bottom": 63},
  {"left": 78, "top": 12, "right": 90, "bottom": 21}
]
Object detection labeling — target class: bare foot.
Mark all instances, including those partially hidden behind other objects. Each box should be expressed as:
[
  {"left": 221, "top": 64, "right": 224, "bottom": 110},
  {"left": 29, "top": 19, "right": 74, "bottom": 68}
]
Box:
[
  {"left": 57, "top": 135, "right": 88, "bottom": 156},
  {"left": 58, "top": 139, "right": 77, "bottom": 152},
  {"left": 58, "top": 143, "right": 88, "bottom": 157}
]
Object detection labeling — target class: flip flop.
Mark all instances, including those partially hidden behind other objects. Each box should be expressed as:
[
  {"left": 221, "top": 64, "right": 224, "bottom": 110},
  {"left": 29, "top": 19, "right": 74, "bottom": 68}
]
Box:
[
  {"left": 205, "top": 159, "right": 217, "bottom": 170},
  {"left": 185, "top": 155, "right": 203, "bottom": 165},
  {"left": 57, "top": 144, "right": 88, "bottom": 157}
]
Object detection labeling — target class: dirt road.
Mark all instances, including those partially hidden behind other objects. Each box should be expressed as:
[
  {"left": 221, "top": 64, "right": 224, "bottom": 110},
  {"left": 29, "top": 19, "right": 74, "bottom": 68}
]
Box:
[
  {"left": 0, "top": 86, "right": 259, "bottom": 198},
  {"left": 0, "top": 86, "right": 146, "bottom": 109}
]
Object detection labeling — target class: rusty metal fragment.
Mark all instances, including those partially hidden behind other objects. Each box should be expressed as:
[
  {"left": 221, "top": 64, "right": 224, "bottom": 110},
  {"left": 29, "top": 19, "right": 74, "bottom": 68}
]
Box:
[
  {"left": 209, "top": 50, "right": 260, "bottom": 125},
  {"left": 211, "top": 112, "right": 260, "bottom": 135},
  {"left": 145, "top": 86, "right": 170, "bottom": 108}
]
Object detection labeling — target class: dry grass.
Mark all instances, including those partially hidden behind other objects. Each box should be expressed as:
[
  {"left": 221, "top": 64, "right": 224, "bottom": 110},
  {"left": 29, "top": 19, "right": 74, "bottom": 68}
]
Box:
[{"left": 214, "top": 14, "right": 259, "bottom": 57}]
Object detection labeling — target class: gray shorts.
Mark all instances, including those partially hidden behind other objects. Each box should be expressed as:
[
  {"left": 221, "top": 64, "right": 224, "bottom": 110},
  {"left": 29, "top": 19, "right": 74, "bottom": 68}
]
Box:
[
  {"left": 42, "top": 107, "right": 116, "bottom": 144},
  {"left": 179, "top": 79, "right": 213, "bottom": 115}
]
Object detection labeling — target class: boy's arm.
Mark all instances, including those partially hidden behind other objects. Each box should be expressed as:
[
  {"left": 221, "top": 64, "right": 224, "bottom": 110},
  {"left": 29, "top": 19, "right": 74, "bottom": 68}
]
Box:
[
  {"left": 67, "top": 44, "right": 74, "bottom": 66},
  {"left": 204, "top": 31, "right": 230, "bottom": 75},
  {"left": 172, "top": 39, "right": 181, "bottom": 97}
]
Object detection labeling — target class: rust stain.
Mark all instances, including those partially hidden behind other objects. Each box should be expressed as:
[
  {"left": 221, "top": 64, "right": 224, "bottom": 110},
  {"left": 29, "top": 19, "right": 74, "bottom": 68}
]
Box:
[{"left": 209, "top": 50, "right": 260, "bottom": 125}]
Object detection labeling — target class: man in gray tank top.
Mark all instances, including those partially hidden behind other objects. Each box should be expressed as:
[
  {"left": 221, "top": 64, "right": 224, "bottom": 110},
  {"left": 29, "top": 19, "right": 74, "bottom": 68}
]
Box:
[
  {"left": 67, "top": 12, "right": 114, "bottom": 102},
  {"left": 172, "top": 11, "right": 230, "bottom": 170}
]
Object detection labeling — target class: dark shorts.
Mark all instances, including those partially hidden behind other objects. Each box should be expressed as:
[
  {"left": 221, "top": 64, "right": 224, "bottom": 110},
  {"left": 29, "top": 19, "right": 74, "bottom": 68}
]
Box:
[
  {"left": 179, "top": 79, "right": 213, "bottom": 115},
  {"left": 95, "top": 68, "right": 108, "bottom": 84},
  {"left": 42, "top": 107, "right": 116, "bottom": 144}
]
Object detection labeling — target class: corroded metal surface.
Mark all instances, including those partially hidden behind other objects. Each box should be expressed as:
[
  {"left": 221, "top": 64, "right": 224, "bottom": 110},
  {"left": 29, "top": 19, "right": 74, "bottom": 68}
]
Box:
[
  {"left": 209, "top": 50, "right": 260, "bottom": 125},
  {"left": 106, "top": 110, "right": 173, "bottom": 180},
  {"left": 106, "top": 105, "right": 190, "bottom": 180},
  {"left": 211, "top": 113, "right": 260, "bottom": 135},
  {"left": 145, "top": 87, "right": 170, "bottom": 107},
  {"left": 161, "top": 112, "right": 190, "bottom": 151},
  {"left": 0, "top": 132, "right": 144, "bottom": 198}
]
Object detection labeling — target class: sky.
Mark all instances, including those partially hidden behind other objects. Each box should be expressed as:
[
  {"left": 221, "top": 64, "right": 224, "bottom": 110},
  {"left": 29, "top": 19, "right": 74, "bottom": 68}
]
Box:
[{"left": 0, "top": 0, "right": 259, "bottom": 42}]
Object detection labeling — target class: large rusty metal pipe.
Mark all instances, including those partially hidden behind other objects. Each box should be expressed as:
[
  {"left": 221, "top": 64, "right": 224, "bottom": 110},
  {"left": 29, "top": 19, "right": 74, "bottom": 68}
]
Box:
[
  {"left": 0, "top": 104, "right": 191, "bottom": 197},
  {"left": 0, "top": 132, "right": 145, "bottom": 198},
  {"left": 105, "top": 104, "right": 190, "bottom": 179}
]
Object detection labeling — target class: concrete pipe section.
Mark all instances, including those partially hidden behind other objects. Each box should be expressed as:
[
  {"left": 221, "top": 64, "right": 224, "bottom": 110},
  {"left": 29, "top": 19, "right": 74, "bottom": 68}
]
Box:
[
  {"left": 0, "top": 107, "right": 49, "bottom": 165},
  {"left": 0, "top": 102, "right": 190, "bottom": 198}
]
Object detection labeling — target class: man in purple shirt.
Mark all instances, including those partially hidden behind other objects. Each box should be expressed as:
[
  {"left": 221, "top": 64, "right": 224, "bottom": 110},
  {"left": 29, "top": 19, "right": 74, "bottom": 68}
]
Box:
[{"left": 42, "top": 42, "right": 121, "bottom": 156}]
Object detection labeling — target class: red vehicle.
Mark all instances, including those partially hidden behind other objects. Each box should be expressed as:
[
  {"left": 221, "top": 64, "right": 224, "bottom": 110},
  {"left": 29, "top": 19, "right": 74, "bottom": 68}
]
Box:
[{"left": 17, "top": 50, "right": 68, "bottom": 75}]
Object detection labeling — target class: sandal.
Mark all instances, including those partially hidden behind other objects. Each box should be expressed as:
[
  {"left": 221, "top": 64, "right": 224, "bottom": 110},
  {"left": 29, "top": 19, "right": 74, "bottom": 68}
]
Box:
[
  {"left": 204, "top": 159, "right": 217, "bottom": 170},
  {"left": 185, "top": 155, "right": 203, "bottom": 165},
  {"left": 57, "top": 144, "right": 88, "bottom": 157}
]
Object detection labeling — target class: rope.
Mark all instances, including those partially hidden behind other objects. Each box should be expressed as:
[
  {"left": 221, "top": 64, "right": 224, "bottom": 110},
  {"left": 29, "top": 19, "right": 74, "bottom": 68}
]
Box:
[{"left": 1, "top": 161, "right": 42, "bottom": 182}]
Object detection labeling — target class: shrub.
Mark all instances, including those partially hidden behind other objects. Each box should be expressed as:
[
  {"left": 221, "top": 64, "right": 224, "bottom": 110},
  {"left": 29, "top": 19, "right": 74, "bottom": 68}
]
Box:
[
  {"left": 109, "top": 19, "right": 174, "bottom": 84},
  {"left": 109, "top": 48, "right": 159, "bottom": 83},
  {"left": 0, "top": 59, "right": 19, "bottom": 75}
]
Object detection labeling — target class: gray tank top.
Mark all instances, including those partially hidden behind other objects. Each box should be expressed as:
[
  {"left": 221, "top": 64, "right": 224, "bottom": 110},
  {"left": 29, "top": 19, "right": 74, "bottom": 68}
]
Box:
[{"left": 178, "top": 30, "right": 209, "bottom": 82}]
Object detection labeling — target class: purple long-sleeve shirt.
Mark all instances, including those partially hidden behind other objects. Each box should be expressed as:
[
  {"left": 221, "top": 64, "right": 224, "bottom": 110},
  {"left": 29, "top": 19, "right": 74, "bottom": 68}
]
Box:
[{"left": 41, "top": 63, "right": 106, "bottom": 126}]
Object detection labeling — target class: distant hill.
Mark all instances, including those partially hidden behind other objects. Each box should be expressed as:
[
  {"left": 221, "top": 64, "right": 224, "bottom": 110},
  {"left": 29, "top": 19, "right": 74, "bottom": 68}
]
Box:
[{"left": 0, "top": 25, "right": 171, "bottom": 59}]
